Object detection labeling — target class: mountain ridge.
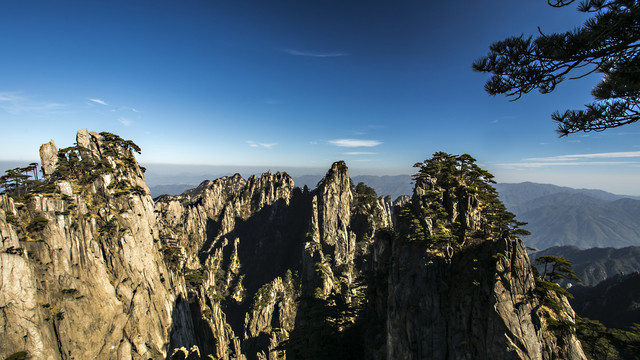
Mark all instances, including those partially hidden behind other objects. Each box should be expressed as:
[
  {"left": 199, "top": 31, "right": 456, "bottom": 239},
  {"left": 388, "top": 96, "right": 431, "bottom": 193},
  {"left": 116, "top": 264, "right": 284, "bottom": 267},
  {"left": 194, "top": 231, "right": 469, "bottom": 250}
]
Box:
[{"left": 0, "top": 131, "right": 586, "bottom": 359}]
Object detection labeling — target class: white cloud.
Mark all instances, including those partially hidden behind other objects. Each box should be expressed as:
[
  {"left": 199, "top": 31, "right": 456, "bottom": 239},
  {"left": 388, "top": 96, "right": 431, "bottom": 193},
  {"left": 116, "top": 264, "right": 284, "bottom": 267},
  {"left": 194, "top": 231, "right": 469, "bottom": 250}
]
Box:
[
  {"left": 118, "top": 117, "right": 132, "bottom": 127},
  {"left": 0, "top": 91, "right": 65, "bottom": 114},
  {"left": 247, "top": 141, "right": 278, "bottom": 148},
  {"left": 525, "top": 151, "right": 640, "bottom": 162},
  {"left": 328, "top": 139, "right": 382, "bottom": 147},
  {"left": 344, "top": 152, "right": 377, "bottom": 155},
  {"left": 88, "top": 98, "right": 108, "bottom": 106},
  {"left": 498, "top": 161, "right": 640, "bottom": 168},
  {"left": 283, "top": 49, "right": 348, "bottom": 58},
  {"left": 0, "top": 92, "right": 21, "bottom": 102},
  {"left": 89, "top": 98, "right": 141, "bottom": 115},
  {"left": 498, "top": 151, "right": 640, "bottom": 169}
]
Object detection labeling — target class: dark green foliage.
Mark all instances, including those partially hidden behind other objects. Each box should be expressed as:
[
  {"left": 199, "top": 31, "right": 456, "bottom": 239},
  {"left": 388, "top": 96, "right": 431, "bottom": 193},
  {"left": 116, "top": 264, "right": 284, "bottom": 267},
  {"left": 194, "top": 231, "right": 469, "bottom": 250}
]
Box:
[
  {"left": 474, "top": 0, "right": 640, "bottom": 135},
  {"left": 576, "top": 317, "right": 640, "bottom": 359},
  {"left": 396, "top": 205, "right": 428, "bottom": 242},
  {"left": 98, "top": 218, "right": 118, "bottom": 235},
  {"left": 51, "top": 132, "right": 142, "bottom": 187},
  {"left": 0, "top": 163, "right": 44, "bottom": 198},
  {"left": 163, "top": 246, "right": 184, "bottom": 270},
  {"left": 535, "top": 278, "right": 574, "bottom": 300},
  {"left": 353, "top": 182, "right": 378, "bottom": 211},
  {"left": 279, "top": 291, "right": 367, "bottom": 360},
  {"left": 130, "top": 185, "right": 147, "bottom": 196},
  {"left": 400, "top": 153, "right": 529, "bottom": 253},
  {"left": 202, "top": 307, "right": 213, "bottom": 320},
  {"left": 5, "top": 212, "right": 20, "bottom": 227},
  {"left": 26, "top": 215, "right": 48, "bottom": 233},
  {"left": 4, "top": 246, "right": 24, "bottom": 255},
  {"left": 61, "top": 288, "right": 79, "bottom": 295},
  {"left": 535, "top": 255, "right": 581, "bottom": 282},
  {"left": 4, "top": 351, "right": 28, "bottom": 360},
  {"left": 185, "top": 269, "right": 205, "bottom": 291},
  {"left": 532, "top": 254, "right": 581, "bottom": 331}
]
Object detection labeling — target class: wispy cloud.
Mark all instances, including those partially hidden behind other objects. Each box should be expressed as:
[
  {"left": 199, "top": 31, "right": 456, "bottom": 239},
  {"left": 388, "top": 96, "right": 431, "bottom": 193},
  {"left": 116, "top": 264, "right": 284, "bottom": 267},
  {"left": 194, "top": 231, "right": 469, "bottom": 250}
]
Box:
[
  {"left": 498, "top": 161, "right": 640, "bottom": 168},
  {"left": 247, "top": 141, "right": 278, "bottom": 148},
  {"left": 88, "top": 98, "right": 140, "bottom": 115},
  {"left": 0, "top": 91, "right": 66, "bottom": 114},
  {"left": 329, "top": 139, "right": 382, "bottom": 147},
  {"left": 118, "top": 117, "right": 132, "bottom": 127},
  {"left": 499, "top": 151, "right": 640, "bottom": 169},
  {"left": 344, "top": 152, "right": 377, "bottom": 155},
  {"left": 525, "top": 151, "right": 640, "bottom": 162},
  {"left": 283, "top": 49, "right": 349, "bottom": 58},
  {"left": 88, "top": 98, "right": 108, "bottom": 106}
]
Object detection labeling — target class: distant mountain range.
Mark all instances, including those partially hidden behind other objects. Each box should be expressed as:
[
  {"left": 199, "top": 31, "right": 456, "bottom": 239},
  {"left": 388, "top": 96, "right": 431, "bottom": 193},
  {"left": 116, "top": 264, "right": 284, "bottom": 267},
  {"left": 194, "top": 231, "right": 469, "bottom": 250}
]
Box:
[
  {"left": 495, "top": 183, "right": 640, "bottom": 250},
  {"left": 494, "top": 182, "right": 640, "bottom": 213},
  {"left": 150, "top": 174, "right": 414, "bottom": 200},
  {"left": 530, "top": 245, "right": 640, "bottom": 286},
  {"left": 149, "top": 176, "right": 640, "bottom": 250}
]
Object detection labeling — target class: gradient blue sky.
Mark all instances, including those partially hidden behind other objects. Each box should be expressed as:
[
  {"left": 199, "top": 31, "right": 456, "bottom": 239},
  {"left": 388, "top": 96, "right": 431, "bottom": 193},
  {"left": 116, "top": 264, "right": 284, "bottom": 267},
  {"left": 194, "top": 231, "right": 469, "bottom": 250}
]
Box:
[{"left": 1, "top": 0, "right": 639, "bottom": 195}]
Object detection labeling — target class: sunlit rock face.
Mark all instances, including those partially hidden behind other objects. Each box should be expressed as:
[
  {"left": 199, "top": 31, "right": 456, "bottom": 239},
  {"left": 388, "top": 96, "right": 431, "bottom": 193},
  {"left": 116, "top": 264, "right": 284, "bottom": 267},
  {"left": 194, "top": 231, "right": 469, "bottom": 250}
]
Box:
[
  {"left": 1, "top": 129, "right": 193, "bottom": 359},
  {"left": 1, "top": 130, "right": 585, "bottom": 360}
]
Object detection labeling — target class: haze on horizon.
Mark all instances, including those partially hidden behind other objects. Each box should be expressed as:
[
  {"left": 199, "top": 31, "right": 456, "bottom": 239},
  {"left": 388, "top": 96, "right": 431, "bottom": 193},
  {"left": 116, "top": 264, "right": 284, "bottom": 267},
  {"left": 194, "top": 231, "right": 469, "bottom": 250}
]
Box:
[{"left": 1, "top": 0, "right": 639, "bottom": 195}]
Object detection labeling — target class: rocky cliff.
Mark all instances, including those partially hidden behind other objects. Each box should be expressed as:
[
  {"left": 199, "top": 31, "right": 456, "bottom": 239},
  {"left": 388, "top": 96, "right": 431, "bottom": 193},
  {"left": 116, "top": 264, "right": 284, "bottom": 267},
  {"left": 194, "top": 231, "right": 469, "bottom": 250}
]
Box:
[
  {"left": 1, "top": 130, "right": 194, "bottom": 359},
  {"left": 0, "top": 131, "right": 585, "bottom": 359}
]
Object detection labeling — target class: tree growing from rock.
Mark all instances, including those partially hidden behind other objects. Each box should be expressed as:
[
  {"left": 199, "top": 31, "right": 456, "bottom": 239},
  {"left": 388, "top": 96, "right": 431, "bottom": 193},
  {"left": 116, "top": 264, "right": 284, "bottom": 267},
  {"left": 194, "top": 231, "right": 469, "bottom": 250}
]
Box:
[
  {"left": 535, "top": 255, "right": 581, "bottom": 282},
  {"left": 401, "top": 153, "right": 530, "bottom": 255}
]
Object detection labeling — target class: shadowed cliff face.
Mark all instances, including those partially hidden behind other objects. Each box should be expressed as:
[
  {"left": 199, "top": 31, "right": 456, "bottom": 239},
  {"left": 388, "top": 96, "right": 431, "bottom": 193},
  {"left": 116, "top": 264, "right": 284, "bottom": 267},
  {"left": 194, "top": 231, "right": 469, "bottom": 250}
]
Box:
[{"left": 1, "top": 132, "right": 586, "bottom": 360}]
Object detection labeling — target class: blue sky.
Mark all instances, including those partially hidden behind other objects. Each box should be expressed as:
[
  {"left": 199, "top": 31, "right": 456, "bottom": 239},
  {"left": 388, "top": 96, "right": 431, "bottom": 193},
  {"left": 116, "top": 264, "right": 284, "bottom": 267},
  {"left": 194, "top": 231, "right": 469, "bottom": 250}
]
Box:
[{"left": 1, "top": 0, "right": 639, "bottom": 195}]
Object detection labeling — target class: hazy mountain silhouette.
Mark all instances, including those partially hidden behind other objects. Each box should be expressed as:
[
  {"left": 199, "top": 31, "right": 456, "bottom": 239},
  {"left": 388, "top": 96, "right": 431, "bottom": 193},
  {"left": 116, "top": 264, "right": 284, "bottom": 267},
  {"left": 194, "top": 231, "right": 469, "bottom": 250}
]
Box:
[
  {"left": 531, "top": 245, "right": 640, "bottom": 286},
  {"left": 495, "top": 183, "right": 640, "bottom": 250}
]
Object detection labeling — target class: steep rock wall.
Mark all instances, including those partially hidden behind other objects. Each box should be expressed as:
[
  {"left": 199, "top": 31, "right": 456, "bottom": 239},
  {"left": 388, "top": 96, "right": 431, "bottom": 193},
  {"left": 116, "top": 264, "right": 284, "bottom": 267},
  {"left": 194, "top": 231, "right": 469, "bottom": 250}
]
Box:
[
  {"left": 385, "top": 236, "right": 585, "bottom": 359},
  {"left": 0, "top": 130, "right": 195, "bottom": 359}
]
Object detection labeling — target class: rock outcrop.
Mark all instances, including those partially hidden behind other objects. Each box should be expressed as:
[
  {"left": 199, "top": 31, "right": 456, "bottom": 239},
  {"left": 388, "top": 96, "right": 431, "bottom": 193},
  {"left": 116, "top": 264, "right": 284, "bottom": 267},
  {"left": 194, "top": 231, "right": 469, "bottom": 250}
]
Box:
[
  {"left": 0, "top": 131, "right": 586, "bottom": 359},
  {"left": 1, "top": 130, "right": 195, "bottom": 359}
]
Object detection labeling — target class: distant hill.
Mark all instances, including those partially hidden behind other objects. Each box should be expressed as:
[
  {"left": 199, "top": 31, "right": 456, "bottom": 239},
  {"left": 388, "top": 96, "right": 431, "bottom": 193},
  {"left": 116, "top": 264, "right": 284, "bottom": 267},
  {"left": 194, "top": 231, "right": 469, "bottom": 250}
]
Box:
[
  {"left": 531, "top": 245, "right": 640, "bottom": 286},
  {"left": 570, "top": 272, "right": 640, "bottom": 331},
  {"left": 495, "top": 183, "right": 640, "bottom": 250},
  {"left": 149, "top": 184, "right": 195, "bottom": 198},
  {"left": 495, "top": 182, "right": 640, "bottom": 212},
  {"left": 149, "top": 175, "right": 415, "bottom": 199}
]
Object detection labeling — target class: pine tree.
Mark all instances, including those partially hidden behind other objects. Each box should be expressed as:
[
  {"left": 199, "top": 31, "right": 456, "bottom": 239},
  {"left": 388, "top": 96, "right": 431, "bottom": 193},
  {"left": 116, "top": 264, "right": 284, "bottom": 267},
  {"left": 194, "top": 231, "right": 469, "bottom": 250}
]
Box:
[{"left": 473, "top": 0, "right": 640, "bottom": 135}]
